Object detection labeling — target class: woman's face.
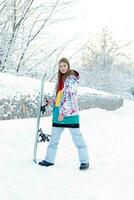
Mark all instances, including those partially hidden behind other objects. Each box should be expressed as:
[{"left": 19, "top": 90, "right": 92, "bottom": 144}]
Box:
[{"left": 59, "top": 62, "right": 68, "bottom": 74}]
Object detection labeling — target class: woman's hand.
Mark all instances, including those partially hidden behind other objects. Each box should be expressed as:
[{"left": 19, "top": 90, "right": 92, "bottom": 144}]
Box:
[{"left": 58, "top": 114, "right": 64, "bottom": 121}]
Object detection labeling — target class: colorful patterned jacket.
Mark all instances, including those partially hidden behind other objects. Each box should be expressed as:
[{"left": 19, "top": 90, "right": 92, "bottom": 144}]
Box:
[{"left": 50, "top": 70, "right": 80, "bottom": 117}]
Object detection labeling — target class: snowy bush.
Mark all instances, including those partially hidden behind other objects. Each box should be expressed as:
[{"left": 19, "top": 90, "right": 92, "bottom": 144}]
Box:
[{"left": 0, "top": 93, "right": 123, "bottom": 120}]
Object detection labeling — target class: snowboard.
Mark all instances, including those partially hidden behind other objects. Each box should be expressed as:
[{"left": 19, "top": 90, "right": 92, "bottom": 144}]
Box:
[{"left": 33, "top": 73, "right": 51, "bottom": 163}]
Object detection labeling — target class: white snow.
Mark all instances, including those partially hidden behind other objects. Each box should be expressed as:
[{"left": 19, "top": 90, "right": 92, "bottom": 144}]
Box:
[
  {"left": 0, "top": 99, "right": 134, "bottom": 200},
  {"left": 0, "top": 72, "right": 134, "bottom": 199},
  {"left": 0, "top": 72, "right": 115, "bottom": 98}
]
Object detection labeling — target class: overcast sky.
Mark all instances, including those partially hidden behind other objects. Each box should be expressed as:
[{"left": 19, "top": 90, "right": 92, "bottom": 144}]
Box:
[
  {"left": 47, "top": 0, "right": 134, "bottom": 60},
  {"left": 80, "top": 0, "right": 134, "bottom": 41}
]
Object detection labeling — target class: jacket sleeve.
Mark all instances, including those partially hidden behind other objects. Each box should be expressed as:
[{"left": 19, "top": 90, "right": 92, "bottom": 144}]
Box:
[
  {"left": 59, "top": 76, "right": 78, "bottom": 116},
  {"left": 51, "top": 84, "right": 57, "bottom": 109}
]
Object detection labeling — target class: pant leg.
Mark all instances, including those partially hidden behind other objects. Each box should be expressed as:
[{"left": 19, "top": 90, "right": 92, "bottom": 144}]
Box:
[
  {"left": 45, "top": 127, "right": 64, "bottom": 163},
  {"left": 69, "top": 128, "right": 89, "bottom": 164}
]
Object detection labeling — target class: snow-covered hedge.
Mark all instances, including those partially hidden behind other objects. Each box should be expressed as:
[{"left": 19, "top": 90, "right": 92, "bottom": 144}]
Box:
[
  {"left": 78, "top": 94, "right": 123, "bottom": 111},
  {"left": 0, "top": 93, "right": 123, "bottom": 120},
  {"left": 0, "top": 94, "right": 39, "bottom": 120}
]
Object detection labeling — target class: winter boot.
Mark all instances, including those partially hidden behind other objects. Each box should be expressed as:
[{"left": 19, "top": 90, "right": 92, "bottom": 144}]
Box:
[
  {"left": 79, "top": 163, "right": 89, "bottom": 170},
  {"left": 38, "top": 160, "right": 54, "bottom": 167}
]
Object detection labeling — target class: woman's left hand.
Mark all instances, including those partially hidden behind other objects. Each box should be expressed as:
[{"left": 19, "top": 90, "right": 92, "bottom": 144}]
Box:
[{"left": 58, "top": 114, "right": 64, "bottom": 121}]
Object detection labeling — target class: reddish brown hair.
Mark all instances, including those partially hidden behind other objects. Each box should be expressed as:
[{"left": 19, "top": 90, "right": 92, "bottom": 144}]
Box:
[
  {"left": 57, "top": 57, "right": 71, "bottom": 82},
  {"left": 56, "top": 57, "right": 76, "bottom": 94}
]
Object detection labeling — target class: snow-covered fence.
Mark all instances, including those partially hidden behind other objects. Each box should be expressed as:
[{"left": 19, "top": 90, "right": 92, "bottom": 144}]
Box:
[{"left": 0, "top": 93, "right": 123, "bottom": 120}]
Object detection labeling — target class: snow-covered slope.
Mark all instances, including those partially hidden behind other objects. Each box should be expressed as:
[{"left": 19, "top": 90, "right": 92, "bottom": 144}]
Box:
[
  {"left": 0, "top": 72, "right": 117, "bottom": 98},
  {"left": 0, "top": 100, "right": 134, "bottom": 200}
]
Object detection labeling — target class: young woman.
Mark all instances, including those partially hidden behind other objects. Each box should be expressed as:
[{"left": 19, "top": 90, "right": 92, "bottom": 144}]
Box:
[{"left": 39, "top": 57, "right": 89, "bottom": 170}]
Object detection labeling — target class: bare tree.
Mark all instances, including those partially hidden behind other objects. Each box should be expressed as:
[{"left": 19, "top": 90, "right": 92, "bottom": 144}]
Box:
[
  {"left": 16, "top": 0, "right": 60, "bottom": 72},
  {"left": 0, "top": 0, "right": 76, "bottom": 74},
  {"left": 80, "top": 27, "right": 134, "bottom": 93},
  {"left": 82, "top": 27, "right": 132, "bottom": 70}
]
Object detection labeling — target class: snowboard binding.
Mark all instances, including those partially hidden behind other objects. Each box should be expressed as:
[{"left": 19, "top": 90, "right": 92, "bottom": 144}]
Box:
[{"left": 38, "top": 128, "right": 51, "bottom": 143}]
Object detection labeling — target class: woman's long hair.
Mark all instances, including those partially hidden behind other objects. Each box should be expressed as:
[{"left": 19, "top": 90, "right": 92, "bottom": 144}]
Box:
[
  {"left": 56, "top": 57, "right": 75, "bottom": 94},
  {"left": 57, "top": 57, "right": 70, "bottom": 82}
]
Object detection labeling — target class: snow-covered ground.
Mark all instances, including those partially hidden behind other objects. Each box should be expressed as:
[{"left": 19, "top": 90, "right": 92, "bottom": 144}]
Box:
[
  {"left": 0, "top": 99, "right": 134, "bottom": 200},
  {"left": 0, "top": 72, "right": 117, "bottom": 98},
  {"left": 0, "top": 72, "right": 133, "bottom": 199}
]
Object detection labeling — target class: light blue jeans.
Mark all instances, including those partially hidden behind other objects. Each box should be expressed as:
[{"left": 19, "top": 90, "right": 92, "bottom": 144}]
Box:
[{"left": 45, "top": 127, "right": 89, "bottom": 164}]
